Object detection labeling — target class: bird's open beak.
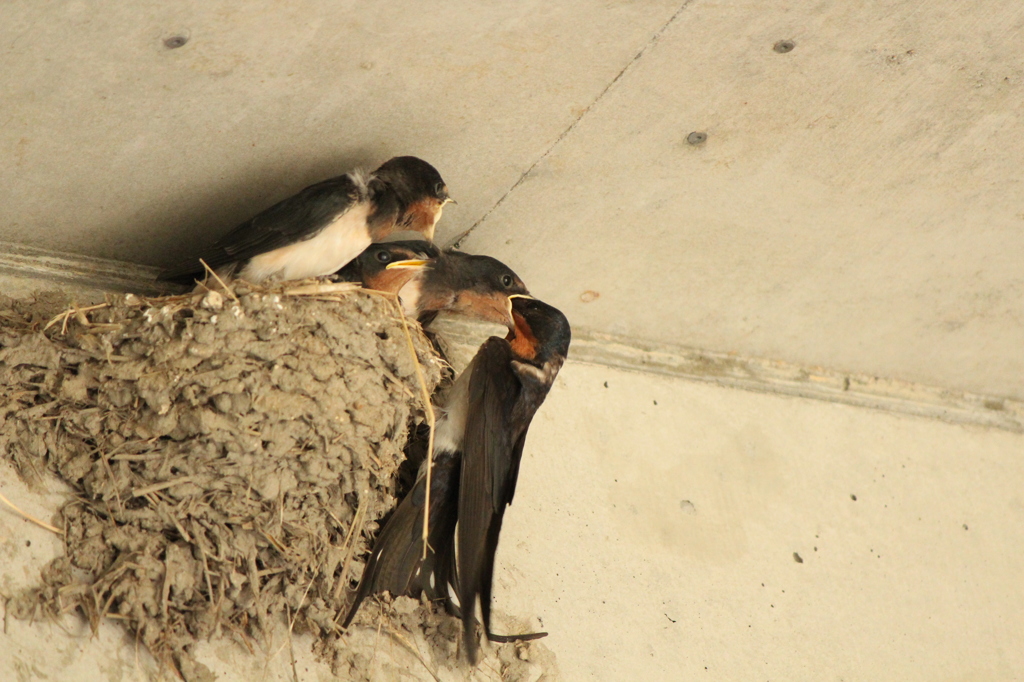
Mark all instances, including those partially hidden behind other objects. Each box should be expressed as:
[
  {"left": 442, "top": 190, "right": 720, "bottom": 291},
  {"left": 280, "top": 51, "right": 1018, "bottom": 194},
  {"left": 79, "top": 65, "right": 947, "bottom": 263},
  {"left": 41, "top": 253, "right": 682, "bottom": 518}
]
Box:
[
  {"left": 506, "top": 294, "right": 534, "bottom": 330},
  {"left": 385, "top": 259, "right": 428, "bottom": 270}
]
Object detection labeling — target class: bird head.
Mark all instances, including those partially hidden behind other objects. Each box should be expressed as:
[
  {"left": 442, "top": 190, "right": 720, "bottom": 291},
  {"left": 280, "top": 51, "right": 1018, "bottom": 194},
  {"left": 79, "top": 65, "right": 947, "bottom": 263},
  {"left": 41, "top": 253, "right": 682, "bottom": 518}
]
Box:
[
  {"left": 438, "top": 253, "right": 529, "bottom": 330},
  {"left": 374, "top": 156, "right": 452, "bottom": 241},
  {"left": 507, "top": 295, "right": 572, "bottom": 363}
]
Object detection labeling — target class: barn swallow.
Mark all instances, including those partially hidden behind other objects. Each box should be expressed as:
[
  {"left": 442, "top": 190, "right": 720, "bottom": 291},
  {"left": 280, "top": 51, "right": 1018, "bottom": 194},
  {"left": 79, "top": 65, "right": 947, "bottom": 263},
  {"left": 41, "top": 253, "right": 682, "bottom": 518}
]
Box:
[
  {"left": 159, "top": 157, "right": 452, "bottom": 285},
  {"left": 342, "top": 295, "right": 571, "bottom": 664},
  {"left": 333, "top": 240, "right": 529, "bottom": 329}
]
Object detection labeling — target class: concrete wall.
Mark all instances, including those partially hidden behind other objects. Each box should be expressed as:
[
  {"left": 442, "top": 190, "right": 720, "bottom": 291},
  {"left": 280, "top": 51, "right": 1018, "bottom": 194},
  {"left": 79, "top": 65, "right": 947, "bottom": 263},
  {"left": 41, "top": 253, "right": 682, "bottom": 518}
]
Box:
[
  {"left": 3, "top": 0, "right": 1024, "bottom": 679},
  {"left": 496, "top": 361, "right": 1024, "bottom": 680}
]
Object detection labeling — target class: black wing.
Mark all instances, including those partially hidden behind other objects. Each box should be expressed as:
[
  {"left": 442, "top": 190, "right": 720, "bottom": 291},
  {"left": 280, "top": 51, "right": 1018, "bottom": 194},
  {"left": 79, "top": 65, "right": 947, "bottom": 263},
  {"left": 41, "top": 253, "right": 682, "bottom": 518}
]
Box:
[
  {"left": 457, "top": 338, "right": 524, "bottom": 663},
  {"left": 160, "top": 174, "right": 364, "bottom": 284},
  {"left": 341, "top": 450, "right": 460, "bottom": 628},
  {"left": 501, "top": 362, "right": 559, "bottom": 507}
]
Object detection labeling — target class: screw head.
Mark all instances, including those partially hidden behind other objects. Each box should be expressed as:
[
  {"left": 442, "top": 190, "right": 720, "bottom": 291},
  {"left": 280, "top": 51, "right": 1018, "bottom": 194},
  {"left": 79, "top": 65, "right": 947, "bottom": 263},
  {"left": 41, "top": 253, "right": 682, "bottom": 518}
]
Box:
[
  {"left": 773, "top": 40, "right": 795, "bottom": 54},
  {"left": 686, "top": 131, "right": 707, "bottom": 145}
]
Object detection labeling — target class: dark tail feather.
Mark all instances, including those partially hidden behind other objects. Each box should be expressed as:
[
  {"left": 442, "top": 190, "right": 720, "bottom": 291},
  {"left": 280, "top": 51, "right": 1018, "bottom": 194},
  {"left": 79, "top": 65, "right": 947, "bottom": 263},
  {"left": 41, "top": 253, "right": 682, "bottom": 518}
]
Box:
[
  {"left": 340, "top": 487, "right": 422, "bottom": 629},
  {"left": 342, "top": 452, "right": 460, "bottom": 628},
  {"left": 460, "top": 511, "right": 506, "bottom": 664},
  {"left": 488, "top": 631, "right": 548, "bottom": 643},
  {"left": 478, "top": 515, "right": 504, "bottom": 640},
  {"left": 447, "top": 597, "right": 548, "bottom": 646},
  {"left": 459, "top": 531, "right": 482, "bottom": 662}
]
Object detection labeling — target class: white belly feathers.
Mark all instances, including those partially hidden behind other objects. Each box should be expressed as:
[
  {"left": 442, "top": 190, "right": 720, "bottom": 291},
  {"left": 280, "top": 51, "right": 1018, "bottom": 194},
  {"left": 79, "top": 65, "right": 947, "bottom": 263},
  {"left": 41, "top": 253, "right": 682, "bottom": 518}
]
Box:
[{"left": 240, "top": 202, "right": 373, "bottom": 283}]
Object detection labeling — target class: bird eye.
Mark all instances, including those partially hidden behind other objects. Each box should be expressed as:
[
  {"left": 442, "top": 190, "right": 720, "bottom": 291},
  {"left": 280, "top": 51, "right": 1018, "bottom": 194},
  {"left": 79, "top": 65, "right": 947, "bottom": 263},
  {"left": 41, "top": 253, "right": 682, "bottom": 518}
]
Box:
[
  {"left": 501, "top": 275, "right": 514, "bottom": 288},
  {"left": 375, "top": 251, "right": 392, "bottom": 263},
  {"left": 434, "top": 182, "right": 446, "bottom": 198}
]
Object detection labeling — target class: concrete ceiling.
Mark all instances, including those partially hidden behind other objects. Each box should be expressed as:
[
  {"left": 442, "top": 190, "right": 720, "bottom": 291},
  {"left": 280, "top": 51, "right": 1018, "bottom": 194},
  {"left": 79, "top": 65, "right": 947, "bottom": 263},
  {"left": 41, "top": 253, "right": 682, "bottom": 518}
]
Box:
[{"left": 3, "top": 0, "right": 1023, "bottom": 398}]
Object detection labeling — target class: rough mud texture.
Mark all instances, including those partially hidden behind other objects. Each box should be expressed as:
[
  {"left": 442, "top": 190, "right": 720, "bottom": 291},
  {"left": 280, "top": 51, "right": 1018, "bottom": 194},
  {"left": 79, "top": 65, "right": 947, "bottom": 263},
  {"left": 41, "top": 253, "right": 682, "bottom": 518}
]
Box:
[{"left": 0, "top": 283, "right": 555, "bottom": 680}]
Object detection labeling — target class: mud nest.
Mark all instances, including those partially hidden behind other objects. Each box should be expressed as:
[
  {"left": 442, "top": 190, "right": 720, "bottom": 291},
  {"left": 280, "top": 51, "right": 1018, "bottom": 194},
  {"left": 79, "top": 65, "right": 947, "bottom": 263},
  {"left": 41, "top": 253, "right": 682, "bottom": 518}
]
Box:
[{"left": 0, "top": 282, "right": 452, "bottom": 676}]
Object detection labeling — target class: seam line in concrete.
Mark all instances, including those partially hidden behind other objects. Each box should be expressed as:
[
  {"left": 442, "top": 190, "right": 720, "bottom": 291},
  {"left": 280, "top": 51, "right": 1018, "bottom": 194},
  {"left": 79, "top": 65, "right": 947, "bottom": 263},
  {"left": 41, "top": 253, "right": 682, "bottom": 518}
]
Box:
[
  {"left": 433, "top": 318, "right": 1024, "bottom": 434},
  {"left": 446, "top": 0, "right": 696, "bottom": 249},
  {"left": 4, "top": 242, "right": 1019, "bottom": 433},
  {"left": 0, "top": 241, "right": 177, "bottom": 296}
]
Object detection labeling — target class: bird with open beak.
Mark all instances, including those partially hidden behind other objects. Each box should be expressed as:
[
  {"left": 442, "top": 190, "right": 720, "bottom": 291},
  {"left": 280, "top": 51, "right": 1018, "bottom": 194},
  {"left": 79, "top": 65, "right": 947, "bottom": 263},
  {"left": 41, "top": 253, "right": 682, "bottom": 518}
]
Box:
[
  {"left": 342, "top": 295, "right": 571, "bottom": 664},
  {"left": 159, "top": 156, "right": 452, "bottom": 285},
  {"left": 333, "top": 240, "right": 530, "bottom": 330}
]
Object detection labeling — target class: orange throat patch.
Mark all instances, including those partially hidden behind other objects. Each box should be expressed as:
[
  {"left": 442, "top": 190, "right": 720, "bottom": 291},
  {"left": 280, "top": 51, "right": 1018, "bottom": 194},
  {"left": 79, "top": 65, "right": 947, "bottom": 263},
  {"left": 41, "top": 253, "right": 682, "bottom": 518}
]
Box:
[
  {"left": 403, "top": 198, "right": 442, "bottom": 238},
  {"left": 509, "top": 312, "right": 538, "bottom": 360},
  {"left": 364, "top": 268, "right": 421, "bottom": 296}
]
